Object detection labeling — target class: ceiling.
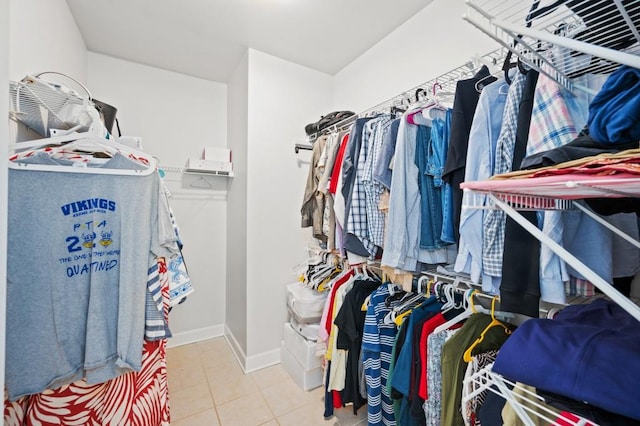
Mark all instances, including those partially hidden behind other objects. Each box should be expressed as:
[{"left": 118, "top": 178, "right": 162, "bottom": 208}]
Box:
[{"left": 65, "top": 0, "right": 434, "bottom": 83}]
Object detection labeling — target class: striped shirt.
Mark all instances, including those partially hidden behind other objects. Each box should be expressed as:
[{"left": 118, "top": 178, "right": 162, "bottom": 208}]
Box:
[{"left": 362, "top": 284, "right": 400, "bottom": 425}]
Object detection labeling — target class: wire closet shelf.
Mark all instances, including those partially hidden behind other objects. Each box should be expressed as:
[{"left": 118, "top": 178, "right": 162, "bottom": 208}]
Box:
[
  {"left": 464, "top": 0, "right": 640, "bottom": 95},
  {"left": 303, "top": 48, "right": 508, "bottom": 143}
]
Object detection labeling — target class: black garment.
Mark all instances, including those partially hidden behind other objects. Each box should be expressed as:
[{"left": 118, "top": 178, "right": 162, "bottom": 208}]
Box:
[
  {"left": 305, "top": 110, "right": 355, "bottom": 136},
  {"left": 500, "top": 70, "right": 541, "bottom": 318},
  {"left": 443, "top": 66, "right": 496, "bottom": 243},
  {"left": 477, "top": 387, "right": 507, "bottom": 425},
  {"left": 520, "top": 130, "right": 639, "bottom": 170},
  {"left": 334, "top": 279, "right": 380, "bottom": 414},
  {"left": 538, "top": 389, "right": 639, "bottom": 426},
  {"left": 594, "top": 275, "right": 634, "bottom": 298},
  {"left": 342, "top": 118, "right": 376, "bottom": 257}
]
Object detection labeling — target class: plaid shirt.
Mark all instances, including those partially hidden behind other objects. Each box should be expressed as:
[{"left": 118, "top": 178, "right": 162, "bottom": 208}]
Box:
[
  {"left": 482, "top": 72, "right": 526, "bottom": 277},
  {"left": 363, "top": 117, "right": 392, "bottom": 249},
  {"left": 527, "top": 73, "right": 578, "bottom": 156},
  {"left": 348, "top": 116, "right": 390, "bottom": 256},
  {"left": 529, "top": 73, "right": 579, "bottom": 301}
]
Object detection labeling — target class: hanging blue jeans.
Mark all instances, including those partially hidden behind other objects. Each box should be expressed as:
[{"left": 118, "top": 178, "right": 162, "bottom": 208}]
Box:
[
  {"left": 415, "top": 124, "right": 446, "bottom": 250},
  {"left": 427, "top": 110, "right": 455, "bottom": 244}
]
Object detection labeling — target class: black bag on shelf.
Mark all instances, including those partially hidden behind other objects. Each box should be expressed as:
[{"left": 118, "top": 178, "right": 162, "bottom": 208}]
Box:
[{"left": 304, "top": 110, "right": 355, "bottom": 136}]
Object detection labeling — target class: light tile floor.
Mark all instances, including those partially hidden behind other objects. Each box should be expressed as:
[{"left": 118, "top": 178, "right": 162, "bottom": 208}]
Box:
[{"left": 167, "top": 337, "right": 367, "bottom": 426}]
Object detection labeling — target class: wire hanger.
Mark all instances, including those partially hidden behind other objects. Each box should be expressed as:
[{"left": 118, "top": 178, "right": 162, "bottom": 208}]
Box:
[
  {"left": 190, "top": 175, "right": 213, "bottom": 189},
  {"left": 463, "top": 297, "right": 512, "bottom": 362}
]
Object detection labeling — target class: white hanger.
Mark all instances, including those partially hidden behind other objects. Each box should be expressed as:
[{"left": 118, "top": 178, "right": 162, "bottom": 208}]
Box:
[
  {"left": 433, "top": 288, "right": 475, "bottom": 334},
  {"left": 9, "top": 107, "right": 157, "bottom": 176}
]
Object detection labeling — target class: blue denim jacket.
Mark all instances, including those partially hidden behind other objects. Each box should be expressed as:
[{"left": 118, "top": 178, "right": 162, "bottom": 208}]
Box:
[{"left": 428, "top": 109, "right": 455, "bottom": 244}]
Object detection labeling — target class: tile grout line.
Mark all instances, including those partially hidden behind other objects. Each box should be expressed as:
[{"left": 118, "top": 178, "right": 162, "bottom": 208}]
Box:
[
  {"left": 198, "top": 347, "right": 224, "bottom": 426},
  {"left": 256, "top": 387, "right": 278, "bottom": 425}
]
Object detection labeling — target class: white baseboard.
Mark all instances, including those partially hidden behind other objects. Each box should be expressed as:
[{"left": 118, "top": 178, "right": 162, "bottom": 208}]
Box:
[
  {"left": 224, "top": 325, "right": 281, "bottom": 373},
  {"left": 167, "top": 324, "right": 225, "bottom": 348},
  {"left": 245, "top": 348, "right": 281, "bottom": 373},
  {"left": 224, "top": 325, "right": 247, "bottom": 371}
]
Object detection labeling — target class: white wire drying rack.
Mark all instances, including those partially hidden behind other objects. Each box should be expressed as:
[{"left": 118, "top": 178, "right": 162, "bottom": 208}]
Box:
[
  {"left": 9, "top": 73, "right": 95, "bottom": 138},
  {"left": 463, "top": 0, "right": 640, "bottom": 95},
  {"left": 463, "top": 363, "right": 595, "bottom": 426}
]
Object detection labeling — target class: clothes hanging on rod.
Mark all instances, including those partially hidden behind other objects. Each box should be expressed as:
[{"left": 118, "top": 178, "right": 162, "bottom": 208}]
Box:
[{"left": 455, "top": 61, "right": 640, "bottom": 311}]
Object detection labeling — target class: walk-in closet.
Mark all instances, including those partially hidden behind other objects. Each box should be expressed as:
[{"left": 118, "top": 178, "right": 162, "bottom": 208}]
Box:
[{"left": 2, "top": 0, "right": 640, "bottom": 425}]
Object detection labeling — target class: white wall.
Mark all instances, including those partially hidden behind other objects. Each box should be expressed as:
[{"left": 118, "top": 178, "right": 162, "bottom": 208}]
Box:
[
  {"left": 226, "top": 52, "right": 249, "bottom": 355},
  {"left": 333, "top": 0, "right": 499, "bottom": 112},
  {"left": 244, "top": 49, "right": 332, "bottom": 366},
  {"left": 88, "top": 53, "right": 229, "bottom": 340},
  {"left": 1, "top": 0, "right": 9, "bottom": 416},
  {"left": 9, "top": 0, "right": 87, "bottom": 82}
]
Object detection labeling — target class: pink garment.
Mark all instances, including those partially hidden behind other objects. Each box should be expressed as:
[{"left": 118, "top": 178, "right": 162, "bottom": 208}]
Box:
[{"left": 461, "top": 173, "right": 640, "bottom": 200}]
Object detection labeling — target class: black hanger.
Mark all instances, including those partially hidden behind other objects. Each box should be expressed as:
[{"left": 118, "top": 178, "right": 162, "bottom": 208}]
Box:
[
  {"left": 385, "top": 290, "right": 408, "bottom": 307},
  {"left": 390, "top": 105, "right": 406, "bottom": 118}
]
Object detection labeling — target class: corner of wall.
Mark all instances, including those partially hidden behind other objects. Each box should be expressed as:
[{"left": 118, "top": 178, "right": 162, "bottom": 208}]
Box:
[{"left": 225, "top": 50, "right": 249, "bottom": 354}]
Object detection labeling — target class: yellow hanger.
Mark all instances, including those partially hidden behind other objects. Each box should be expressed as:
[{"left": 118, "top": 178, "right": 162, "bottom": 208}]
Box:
[
  {"left": 468, "top": 289, "right": 478, "bottom": 313},
  {"left": 394, "top": 309, "right": 413, "bottom": 327},
  {"left": 463, "top": 297, "right": 511, "bottom": 362},
  {"left": 426, "top": 278, "right": 435, "bottom": 296}
]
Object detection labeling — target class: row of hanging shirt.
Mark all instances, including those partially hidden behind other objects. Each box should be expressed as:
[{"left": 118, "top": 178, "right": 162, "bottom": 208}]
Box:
[
  {"left": 300, "top": 77, "right": 469, "bottom": 287},
  {"left": 302, "top": 55, "right": 640, "bottom": 317},
  {"left": 316, "top": 262, "right": 640, "bottom": 426},
  {"left": 454, "top": 56, "right": 640, "bottom": 317},
  {"left": 316, "top": 267, "right": 522, "bottom": 426},
  {"left": 5, "top": 99, "right": 193, "bottom": 401}
]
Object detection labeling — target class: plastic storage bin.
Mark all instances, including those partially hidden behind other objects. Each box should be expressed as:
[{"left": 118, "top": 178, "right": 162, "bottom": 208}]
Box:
[
  {"left": 283, "top": 322, "right": 322, "bottom": 369},
  {"left": 289, "top": 315, "right": 321, "bottom": 342},
  {"left": 281, "top": 342, "right": 323, "bottom": 391},
  {"left": 286, "top": 282, "right": 328, "bottom": 323}
]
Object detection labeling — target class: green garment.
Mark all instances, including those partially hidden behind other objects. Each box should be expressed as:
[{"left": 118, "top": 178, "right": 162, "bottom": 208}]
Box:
[{"left": 440, "top": 314, "right": 515, "bottom": 426}]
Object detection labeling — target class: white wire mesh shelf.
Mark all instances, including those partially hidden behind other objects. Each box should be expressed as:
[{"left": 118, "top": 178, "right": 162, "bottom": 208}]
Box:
[
  {"left": 9, "top": 76, "right": 91, "bottom": 137},
  {"left": 159, "top": 166, "right": 234, "bottom": 181},
  {"left": 461, "top": 174, "right": 640, "bottom": 202},
  {"left": 463, "top": 189, "right": 574, "bottom": 211},
  {"left": 463, "top": 363, "right": 596, "bottom": 426},
  {"left": 464, "top": 0, "right": 640, "bottom": 94}
]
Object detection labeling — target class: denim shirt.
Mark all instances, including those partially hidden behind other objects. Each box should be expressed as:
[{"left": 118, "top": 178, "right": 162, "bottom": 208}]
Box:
[
  {"left": 382, "top": 111, "right": 450, "bottom": 272},
  {"left": 427, "top": 110, "right": 455, "bottom": 244},
  {"left": 454, "top": 79, "right": 509, "bottom": 293}
]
